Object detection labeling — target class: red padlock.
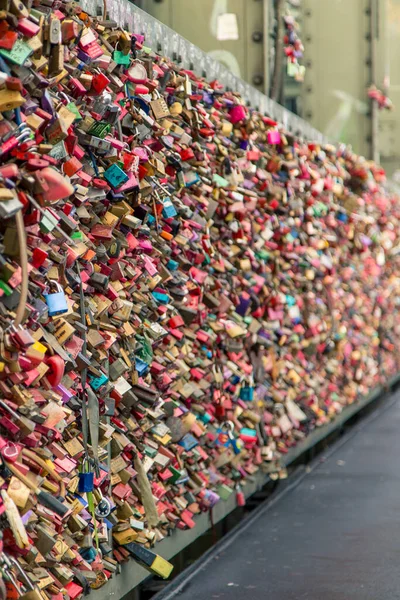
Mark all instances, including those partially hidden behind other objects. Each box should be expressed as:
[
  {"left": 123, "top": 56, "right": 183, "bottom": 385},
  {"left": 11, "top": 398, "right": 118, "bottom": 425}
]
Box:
[
  {"left": 1, "top": 442, "right": 21, "bottom": 463},
  {"left": 214, "top": 401, "right": 225, "bottom": 420},
  {"left": 236, "top": 484, "right": 245, "bottom": 507},
  {"left": 45, "top": 355, "right": 65, "bottom": 388}
]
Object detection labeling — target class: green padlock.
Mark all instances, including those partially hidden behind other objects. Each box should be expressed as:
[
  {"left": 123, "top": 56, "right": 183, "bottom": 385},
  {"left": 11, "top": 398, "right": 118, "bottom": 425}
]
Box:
[
  {"left": 113, "top": 50, "right": 131, "bottom": 66},
  {"left": 88, "top": 121, "right": 111, "bottom": 138},
  {"left": 0, "top": 39, "right": 33, "bottom": 66},
  {"left": 40, "top": 210, "right": 59, "bottom": 234},
  {"left": 66, "top": 102, "right": 82, "bottom": 121},
  {"left": 49, "top": 141, "right": 68, "bottom": 160}
]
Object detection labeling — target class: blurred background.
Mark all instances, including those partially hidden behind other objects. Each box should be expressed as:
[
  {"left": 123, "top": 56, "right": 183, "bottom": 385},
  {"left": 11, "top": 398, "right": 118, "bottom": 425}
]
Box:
[{"left": 132, "top": 0, "right": 400, "bottom": 179}]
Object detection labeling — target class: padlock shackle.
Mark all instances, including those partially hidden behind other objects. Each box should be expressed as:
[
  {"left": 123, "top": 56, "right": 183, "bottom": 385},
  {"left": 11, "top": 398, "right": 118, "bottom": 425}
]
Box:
[
  {"left": 47, "top": 280, "right": 64, "bottom": 293},
  {"left": 220, "top": 420, "right": 235, "bottom": 433}
]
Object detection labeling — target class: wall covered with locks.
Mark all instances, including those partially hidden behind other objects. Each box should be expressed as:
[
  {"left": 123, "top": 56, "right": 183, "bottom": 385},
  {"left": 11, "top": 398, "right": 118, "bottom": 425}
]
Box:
[
  {"left": 143, "top": 0, "right": 400, "bottom": 176},
  {"left": 0, "top": 0, "right": 399, "bottom": 599}
]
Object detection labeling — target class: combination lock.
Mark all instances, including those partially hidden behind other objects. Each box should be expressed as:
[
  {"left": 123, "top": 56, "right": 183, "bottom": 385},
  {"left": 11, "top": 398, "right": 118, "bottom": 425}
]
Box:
[{"left": 95, "top": 490, "right": 112, "bottom": 518}]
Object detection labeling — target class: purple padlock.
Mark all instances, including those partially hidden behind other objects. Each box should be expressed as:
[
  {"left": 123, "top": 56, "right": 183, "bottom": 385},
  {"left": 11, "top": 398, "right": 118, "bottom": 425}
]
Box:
[{"left": 199, "top": 489, "right": 220, "bottom": 509}]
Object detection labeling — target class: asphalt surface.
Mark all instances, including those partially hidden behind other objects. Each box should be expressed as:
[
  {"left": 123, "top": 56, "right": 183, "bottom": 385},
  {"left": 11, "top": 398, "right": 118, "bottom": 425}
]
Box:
[{"left": 165, "top": 393, "right": 400, "bottom": 600}]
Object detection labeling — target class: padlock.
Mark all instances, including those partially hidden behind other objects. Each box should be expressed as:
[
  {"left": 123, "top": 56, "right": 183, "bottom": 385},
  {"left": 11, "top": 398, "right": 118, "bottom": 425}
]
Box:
[
  {"left": 267, "top": 129, "right": 281, "bottom": 144},
  {"left": 88, "top": 121, "right": 111, "bottom": 138},
  {"left": 183, "top": 73, "right": 192, "bottom": 96},
  {"left": 218, "top": 421, "right": 242, "bottom": 455},
  {"left": 78, "top": 470, "right": 94, "bottom": 493},
  {"left": 113, "top": 49, "right": 130, "bottom": 66},
  {"left": 44, "top": 281, "right": 68, "bottom": 317},
  {"left": 34, "top": 167, "right": 75, "bottom": 204},
  {"left": 0, "top": 38, "right": 33, "bottom": 66},
  {"left": 127, "top": 60, "right": 147, "bottom": 83},
  {"left": 125, "top": 543, "right": 173, "bottom": 579},
  {"left": 235, "top": 483, "right": 245, "bottom": 507},
  {"left": 104, "top": 397, "right": 116, "bottom": 416},
  {"left": 45, "top": 355, "right": 65, "bottom": 388},
  {"left": 88, "top": 272, "right": 109, "bottom": 291},
  {"left": 214, "top": 398, "right": 225, "bottom": 420},
  {"left": 239, "top": 376, "right": 254, "bottom": 401},
  {"left": 150, "top": 91, "right": 170, "bottom": 120},
  {"left": 104, "top": 163, "right": 128, "bottom": 189},
  {"left": 94, "top": 489, "right": 112, "bottom": 518},
  {"left": 198, "top": 489, "right": 220, "bottom": 509},
  {"left": 229, "top": 104, "right": 246, "bottom": 124},
  {"left": 48, "top": 44, "right": 64, "bottom": 76},
  {"left": 0, "top": 89, "right": 25, "bottom": 112}
]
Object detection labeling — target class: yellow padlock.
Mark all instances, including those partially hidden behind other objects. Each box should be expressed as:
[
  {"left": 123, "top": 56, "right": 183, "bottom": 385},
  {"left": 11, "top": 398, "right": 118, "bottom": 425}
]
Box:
[{"left": 0, "top": 89, "right": 25, "bottom": 112}]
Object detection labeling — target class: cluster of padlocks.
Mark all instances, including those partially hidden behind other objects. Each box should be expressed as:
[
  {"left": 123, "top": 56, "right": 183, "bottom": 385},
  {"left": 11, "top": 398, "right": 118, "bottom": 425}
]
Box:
[{"left": 0, "top": 0, "right": 399, "bottom": 597}]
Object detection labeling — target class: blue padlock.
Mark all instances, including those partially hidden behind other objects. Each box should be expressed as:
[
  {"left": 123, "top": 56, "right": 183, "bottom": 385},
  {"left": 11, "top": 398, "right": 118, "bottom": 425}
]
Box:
[
  {"left": 162, "top": 199, "right": 177, "bottom": 219},
  {"left": 216, "top": 421, "right": 242, "bottom": 455},
  {"left": 90, "top": 373, "right": 109, "bottom": 391},
  {"left": 167, "top": 260, "right": 179, "bottom": 271},
  {"left": 104, "top": 163, "right": 129, "bottom": 189},
  {"left": 240, "top": 385, "right": 254, "bottom": 401},
  {"left": 152, "top": 291, "right": 169, "bottom": 304},
  {"left": 179, "top": 433, "right": 199, "bottom": 451},
  {"left": 135, "top": 357, "right": 149, "bottom": 377},
  {"left": 239, "top": 375, "right": 254, "bottom": 401},
  {"left": 78, "top": 471, "right": 94, "bottom": 493},
  {"left": 44, "top": 281, "right": 68, "bottom": 317},
  {"left": 80, "top": 547, "right": 97, "bottom": 563}
]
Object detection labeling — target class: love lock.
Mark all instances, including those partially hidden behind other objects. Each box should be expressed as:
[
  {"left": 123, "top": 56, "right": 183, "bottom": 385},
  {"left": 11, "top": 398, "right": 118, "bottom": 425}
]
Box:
[
  {"left": 94, "top": 489, "right": 112, "bottom": 519},
  {"left": 216, "top": 420, "right": 242, "bottom": 455},
  {"left": 239, "top": 375, "right": 254, "bottom": 401},
  {"left": 44, "top": 281, "right": 68, "bottom": 317},
  {"left": 78, "top": 460, "right": 94, "bottom": 494}
]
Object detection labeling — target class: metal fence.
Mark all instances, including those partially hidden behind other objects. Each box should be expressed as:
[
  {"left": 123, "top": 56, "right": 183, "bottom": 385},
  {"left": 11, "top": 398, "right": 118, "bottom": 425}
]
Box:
[{"left": 81, "top": 0, "right": 328, "bottom": 143}]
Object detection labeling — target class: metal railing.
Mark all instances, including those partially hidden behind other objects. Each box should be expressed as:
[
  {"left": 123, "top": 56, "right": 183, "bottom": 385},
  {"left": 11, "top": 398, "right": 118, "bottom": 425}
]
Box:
[{"left": 82, "top": 0, "right": 328, "bottom": 143}]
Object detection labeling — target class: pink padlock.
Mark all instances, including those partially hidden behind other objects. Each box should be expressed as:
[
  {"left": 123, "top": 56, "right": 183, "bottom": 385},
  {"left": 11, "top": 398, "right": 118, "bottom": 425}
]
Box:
[
  {"left": 73, "top": 144, "right": 85, "bottom": 160},
  {"left": 135, "top": 84, "right": 150, "bottom": 95},
  {"left": 118, "top": 172, "right": 139, "bottom": 193},
  {"left": 105, "top": 137, "right": 127, "bottom": 151},
  {"left": 229, "top": 105, "right": 246, "bottom": 124},
  {"left": 17, "top": 18, "right": 40, "bottom": 37},
  {"left": 133, "top": 34, "right": 145, "bottom": 46},
  {"left": 133, "top": 147, "right": 149, "bottom": 161},
  {"left": 267, "top": 130, "right": 281, "bottom": 145}
]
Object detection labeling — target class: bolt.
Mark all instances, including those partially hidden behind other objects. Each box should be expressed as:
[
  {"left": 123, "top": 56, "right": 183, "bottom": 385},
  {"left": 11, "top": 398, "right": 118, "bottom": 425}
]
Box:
[{"left": 252, "top": 31, "right": 263, "bottom": 43}]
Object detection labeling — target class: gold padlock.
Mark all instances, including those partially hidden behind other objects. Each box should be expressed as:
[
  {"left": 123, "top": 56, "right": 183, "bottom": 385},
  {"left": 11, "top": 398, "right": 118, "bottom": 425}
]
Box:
[
  {"left": 9, "top": 0, "right": 29, "bottom": 18},
  {"left": 0, "top": 89, "right": 25, "bottom": 111},
  {"left": 48, "top": 44, "right": 64, "bottom": 77},
  {"left": 150, "top": 91, "right": 170, "bottom": 121}
]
